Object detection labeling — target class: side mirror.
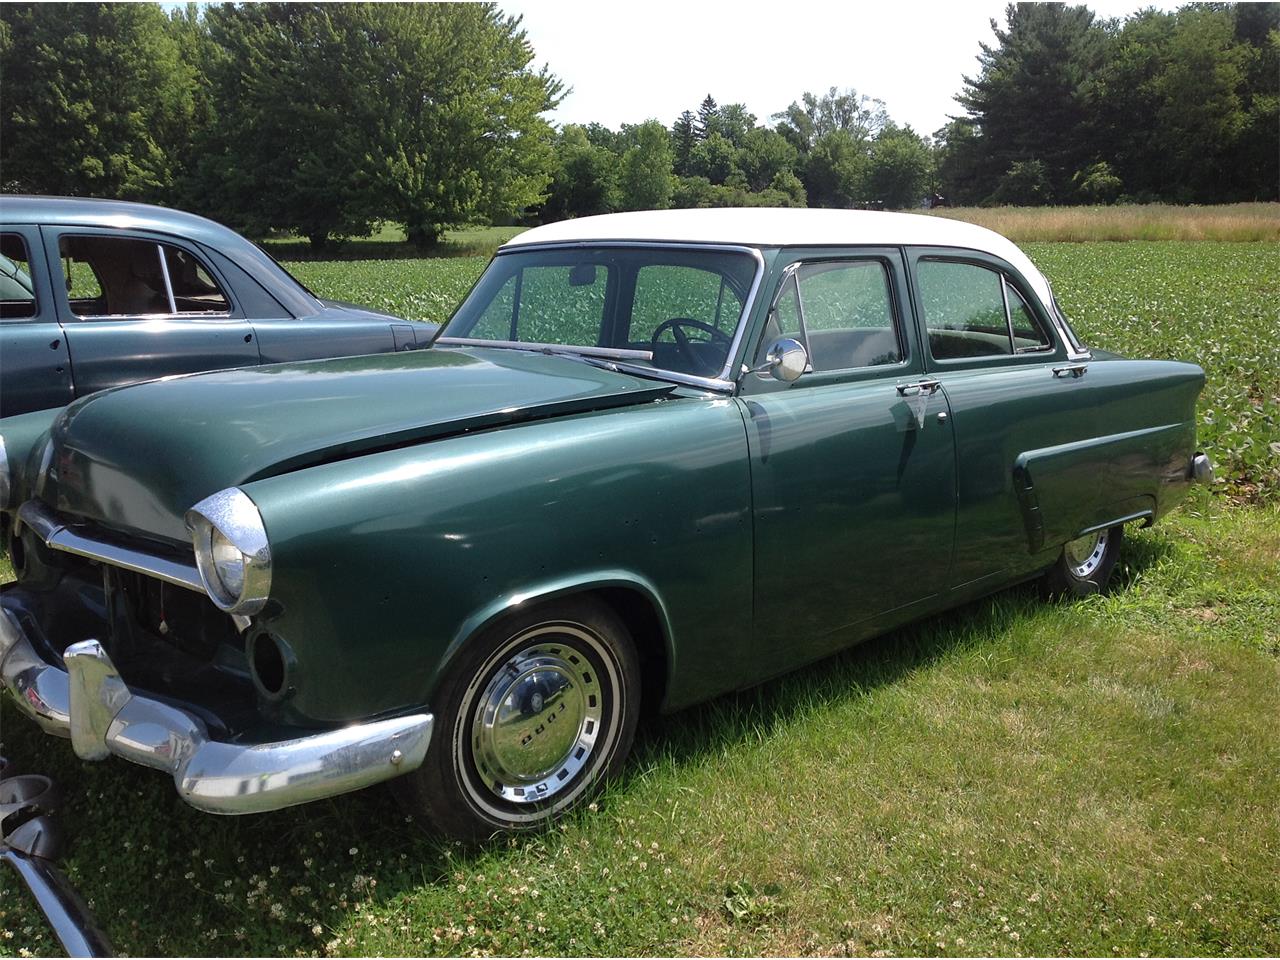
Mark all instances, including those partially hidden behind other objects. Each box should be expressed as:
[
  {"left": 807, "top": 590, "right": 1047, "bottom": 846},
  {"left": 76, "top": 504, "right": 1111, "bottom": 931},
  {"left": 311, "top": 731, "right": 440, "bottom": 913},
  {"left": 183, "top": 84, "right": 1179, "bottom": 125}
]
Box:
[{"left": 756, "top": 337, "right": 809, "bottom": 382}]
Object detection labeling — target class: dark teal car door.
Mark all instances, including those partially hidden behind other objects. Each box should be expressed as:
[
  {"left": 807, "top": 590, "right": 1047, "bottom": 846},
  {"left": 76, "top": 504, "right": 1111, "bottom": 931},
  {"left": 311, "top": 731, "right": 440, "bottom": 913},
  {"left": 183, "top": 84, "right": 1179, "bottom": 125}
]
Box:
[
  {"left": 0, "top": 227, "right": 73, "bottom": 416},
  {"left": 740, "top": 249, "right": 957, "bottom": 667},
  {"left": 41, "top": 227, "right": 260, "bottom": 399},
  {"left": 906, "top": 249, "right": 1102, "bottom": 590}
]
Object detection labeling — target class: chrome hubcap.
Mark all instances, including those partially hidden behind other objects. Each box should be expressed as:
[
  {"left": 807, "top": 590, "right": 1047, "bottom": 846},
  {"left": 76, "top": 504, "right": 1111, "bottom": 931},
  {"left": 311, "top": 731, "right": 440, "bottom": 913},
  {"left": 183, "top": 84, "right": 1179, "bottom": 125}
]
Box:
[
  {"left": 470, "top": 628, "right": 604, "bottom": 805},
  {"left": 1064, "top": 529, "right": 1109, "bottom": 579}
]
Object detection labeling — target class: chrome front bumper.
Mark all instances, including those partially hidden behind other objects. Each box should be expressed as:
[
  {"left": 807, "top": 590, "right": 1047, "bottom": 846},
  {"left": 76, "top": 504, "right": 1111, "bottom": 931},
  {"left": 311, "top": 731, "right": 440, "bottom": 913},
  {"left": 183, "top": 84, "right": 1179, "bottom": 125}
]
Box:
[{"left": 0, "top": 610, "right": 433, "bottom": 815}]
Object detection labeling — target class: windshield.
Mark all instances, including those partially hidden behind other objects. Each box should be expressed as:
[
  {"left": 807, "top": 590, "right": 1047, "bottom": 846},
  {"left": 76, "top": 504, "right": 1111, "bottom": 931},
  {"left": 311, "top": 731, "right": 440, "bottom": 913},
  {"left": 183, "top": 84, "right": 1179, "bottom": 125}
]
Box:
[{"left": 438, "top": 246, "right": 758, "bottom": 379}]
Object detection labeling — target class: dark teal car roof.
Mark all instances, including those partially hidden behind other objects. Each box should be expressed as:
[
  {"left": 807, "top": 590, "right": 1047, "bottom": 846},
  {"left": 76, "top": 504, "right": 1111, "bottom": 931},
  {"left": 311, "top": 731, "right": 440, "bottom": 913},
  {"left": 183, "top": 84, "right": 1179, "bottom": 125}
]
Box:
[{"left": 0, "top": 195, "right": 321, "bottom": 315}]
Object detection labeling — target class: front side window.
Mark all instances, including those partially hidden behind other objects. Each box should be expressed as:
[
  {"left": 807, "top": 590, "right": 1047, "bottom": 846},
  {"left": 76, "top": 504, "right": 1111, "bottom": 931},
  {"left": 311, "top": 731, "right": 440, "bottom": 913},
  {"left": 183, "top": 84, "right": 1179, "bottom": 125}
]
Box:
[
  {"left": 58, "top": 235, "right": 229, "bottom": 317},
  {"left": 441, "top": 247, "right": 758, "bottom": 379},
  {"left": 919, "top": 259, "right": 1052, "bottom": 360},
  {"left": 757, "top": 260, "right": 903, "bottom": 373},
  {"left": 0, "top": 233, "right": 37, "bottom": 319}
]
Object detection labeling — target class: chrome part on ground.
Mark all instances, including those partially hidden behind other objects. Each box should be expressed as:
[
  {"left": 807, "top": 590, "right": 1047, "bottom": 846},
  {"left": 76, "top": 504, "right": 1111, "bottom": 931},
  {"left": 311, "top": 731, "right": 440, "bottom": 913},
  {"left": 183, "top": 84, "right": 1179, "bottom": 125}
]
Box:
[
  {"left": 1, "top": 765, "right": 113, "bottom": 957},
  {"left": 1064, "top": 528, "right": 1109, "bottom": 579},
  {"left": 1, "top": 611, "right": 434, "bottom": 815},
  {"left": 1191, "top": 452, "right": 1214, "bottom": 485}
]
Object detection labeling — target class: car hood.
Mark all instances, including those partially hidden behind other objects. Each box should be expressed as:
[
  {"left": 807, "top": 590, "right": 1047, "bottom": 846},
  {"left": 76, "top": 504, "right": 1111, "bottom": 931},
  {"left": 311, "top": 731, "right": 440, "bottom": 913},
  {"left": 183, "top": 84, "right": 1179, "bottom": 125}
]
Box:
[{"left": 41, "top": 347, "right": 674, "bottom": 544}]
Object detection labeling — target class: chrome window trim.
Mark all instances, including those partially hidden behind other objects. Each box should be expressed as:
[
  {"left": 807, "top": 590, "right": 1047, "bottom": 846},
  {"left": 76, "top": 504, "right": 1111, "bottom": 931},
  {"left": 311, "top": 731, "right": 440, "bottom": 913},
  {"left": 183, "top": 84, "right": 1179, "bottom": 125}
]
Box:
[
  {"left": 62, "top": 235, "right": 234, "bottom": 321},
  {"left": 17, "top": 500, "right": 205, "bottom": 593},
  {"left": 0, "top": 436, "right": 9, "bottom": 509},
  {"left": 1045, "top": 280, "right": 1092, "bottom": 361},
  {"left": 67, "top": 311, "right": 237, "bottom": 322},
  {"left": 459, "top": 240, "right": 767, "bottom": 385},
  {"left": 155, "top": 242, "right": 178, "bottom": 314}
]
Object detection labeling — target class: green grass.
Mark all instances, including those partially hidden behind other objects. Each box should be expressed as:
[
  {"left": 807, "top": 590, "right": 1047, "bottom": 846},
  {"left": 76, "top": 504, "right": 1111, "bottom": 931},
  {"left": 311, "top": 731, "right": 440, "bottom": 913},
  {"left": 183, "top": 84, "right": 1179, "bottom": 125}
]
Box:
[
  {"left": 2, "top": 240, "right": 1278, "bottom": 956},
  {"left": 2, "top": 500, "right": 1276, "bottom": 957},
  {"left": 263, "top": 224, "right": 524, "bottom": 261}
]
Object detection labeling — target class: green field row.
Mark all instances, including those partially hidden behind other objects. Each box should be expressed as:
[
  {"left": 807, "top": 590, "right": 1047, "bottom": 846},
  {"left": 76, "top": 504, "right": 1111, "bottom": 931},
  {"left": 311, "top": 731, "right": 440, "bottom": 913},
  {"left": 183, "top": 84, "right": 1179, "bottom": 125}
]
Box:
[{"left": 285, "top": 241, "right": 1280, "bottom": 501}]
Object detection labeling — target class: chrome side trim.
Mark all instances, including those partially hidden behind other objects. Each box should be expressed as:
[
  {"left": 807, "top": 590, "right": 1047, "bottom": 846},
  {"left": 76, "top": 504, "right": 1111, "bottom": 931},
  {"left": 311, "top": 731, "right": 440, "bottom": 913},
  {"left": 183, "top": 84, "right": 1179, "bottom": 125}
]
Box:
[
  {"left": 17, "top": 500, "right": 205, "bottom": 593},
  {"left": 0, "top": 617, "right": 434, "bottom": 815}
]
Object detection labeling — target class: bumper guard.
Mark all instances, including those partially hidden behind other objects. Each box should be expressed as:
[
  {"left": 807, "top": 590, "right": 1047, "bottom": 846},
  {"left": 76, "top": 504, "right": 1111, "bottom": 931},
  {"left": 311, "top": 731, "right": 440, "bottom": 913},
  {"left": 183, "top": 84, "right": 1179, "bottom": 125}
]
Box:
[{"left": 0, "top": 610, "right": 433, "bottom": 815}]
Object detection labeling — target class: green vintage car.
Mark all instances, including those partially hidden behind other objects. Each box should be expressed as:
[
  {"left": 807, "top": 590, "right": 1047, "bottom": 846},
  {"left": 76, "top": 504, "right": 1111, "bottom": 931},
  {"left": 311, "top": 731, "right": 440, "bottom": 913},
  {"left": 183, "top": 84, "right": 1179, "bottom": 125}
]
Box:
[{"left": 0, "top": 209, "right": 1211, "bottom": 838}]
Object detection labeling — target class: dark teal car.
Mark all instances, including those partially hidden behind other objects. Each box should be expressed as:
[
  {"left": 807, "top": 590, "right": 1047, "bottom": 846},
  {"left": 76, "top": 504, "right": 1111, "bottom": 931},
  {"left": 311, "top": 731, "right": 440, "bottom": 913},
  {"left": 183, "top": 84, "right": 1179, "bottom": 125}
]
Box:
[
  {"left": 0, "top": 196, "right": 430, "bottom": 417},
  {"left": 0, "top": 209, "right": 1212, "bottom": 839}
]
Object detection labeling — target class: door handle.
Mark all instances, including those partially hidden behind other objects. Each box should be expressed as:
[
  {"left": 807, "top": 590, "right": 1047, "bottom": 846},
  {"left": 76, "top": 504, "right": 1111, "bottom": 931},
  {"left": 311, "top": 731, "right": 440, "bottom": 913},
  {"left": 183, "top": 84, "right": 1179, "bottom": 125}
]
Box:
[
  {"left": 896, "top": 378, "right": 941, "bottom": 397},
  {"left": 1052, "top": 363, "right": 1088, "bottom": 379}
]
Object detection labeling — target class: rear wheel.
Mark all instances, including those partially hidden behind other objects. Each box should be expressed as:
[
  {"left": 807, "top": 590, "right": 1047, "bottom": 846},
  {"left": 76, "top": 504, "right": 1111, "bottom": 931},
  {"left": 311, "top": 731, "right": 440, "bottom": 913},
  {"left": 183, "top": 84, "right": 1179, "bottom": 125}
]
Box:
[
  {"left": 396, "top": 597, "right": 640, "bottom": 839},
  {"left": 1042, "top": 524, "right": 1123, "bottom": 598}
]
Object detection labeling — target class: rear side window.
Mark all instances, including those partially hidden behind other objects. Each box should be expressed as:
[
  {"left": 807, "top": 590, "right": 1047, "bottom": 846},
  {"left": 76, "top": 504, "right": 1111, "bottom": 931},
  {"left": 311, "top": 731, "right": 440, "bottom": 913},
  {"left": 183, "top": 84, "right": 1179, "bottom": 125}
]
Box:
[
  {"left": 919, "top": 260, "right": 1051, "bottom": 360},
  {"left": 58, "top": 235, "right": 229, "bottom": 317},
  {"left": 0, "top": 233, "right": 37, "bottom": 319}
]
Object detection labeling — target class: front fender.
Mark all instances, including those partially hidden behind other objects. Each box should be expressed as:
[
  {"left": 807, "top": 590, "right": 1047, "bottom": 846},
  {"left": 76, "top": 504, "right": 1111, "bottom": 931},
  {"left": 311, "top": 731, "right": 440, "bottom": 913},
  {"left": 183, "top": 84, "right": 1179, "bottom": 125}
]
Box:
[
  {"left": 241, "top": 395, "right": 753, "bottom": 725},
  {"left": 0, "top": 407, "right": 62, "bottom": 511},
  {"left": 440, "top": 569, "right": 677, "bottom": 700}
]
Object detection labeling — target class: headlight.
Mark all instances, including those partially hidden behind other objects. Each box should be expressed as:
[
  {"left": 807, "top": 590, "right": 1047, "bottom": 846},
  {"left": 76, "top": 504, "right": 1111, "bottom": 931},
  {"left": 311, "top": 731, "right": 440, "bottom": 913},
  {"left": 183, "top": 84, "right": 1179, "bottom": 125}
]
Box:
[
  {"left": 185, "top": 487, "right": 272, "bottom": 614},
  {"left": 211, "top": 527, "right": 246, "bottom": 598}
]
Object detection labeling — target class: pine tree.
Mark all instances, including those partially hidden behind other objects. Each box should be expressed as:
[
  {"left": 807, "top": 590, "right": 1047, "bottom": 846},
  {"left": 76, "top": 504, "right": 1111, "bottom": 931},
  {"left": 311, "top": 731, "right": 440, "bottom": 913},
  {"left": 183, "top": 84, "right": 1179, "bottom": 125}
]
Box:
[
  {"left": 695, "top": 95, "right": 719, "bottom": 140},
  {"left": 672, "top": 110, "right": 696, "bottom": 176}
]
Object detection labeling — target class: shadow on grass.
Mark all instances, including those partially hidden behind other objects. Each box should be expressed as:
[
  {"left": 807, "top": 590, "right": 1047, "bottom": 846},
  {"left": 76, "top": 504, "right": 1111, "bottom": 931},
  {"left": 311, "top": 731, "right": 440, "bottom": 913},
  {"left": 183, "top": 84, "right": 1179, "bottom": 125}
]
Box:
[
  {"left": 260, "top": 231, "right": 517, "bottom": 262},
  {"left": 1, "top": 535, "right": 1171, "bottom": 952}
]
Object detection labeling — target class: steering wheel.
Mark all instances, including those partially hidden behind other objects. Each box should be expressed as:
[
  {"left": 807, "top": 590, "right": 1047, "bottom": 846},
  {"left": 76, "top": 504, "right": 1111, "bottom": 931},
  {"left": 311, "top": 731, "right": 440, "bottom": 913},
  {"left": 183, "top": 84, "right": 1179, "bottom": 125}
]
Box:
[{"left": 650, "top": 317, "right": 732, "bottom": 370}]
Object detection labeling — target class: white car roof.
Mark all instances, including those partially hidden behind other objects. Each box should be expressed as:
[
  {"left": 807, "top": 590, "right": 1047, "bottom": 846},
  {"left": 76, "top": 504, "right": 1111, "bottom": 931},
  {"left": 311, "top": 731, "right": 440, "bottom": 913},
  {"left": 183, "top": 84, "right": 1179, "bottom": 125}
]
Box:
[{"left": 504, "top": 208, "right": 1054, "bottom": 309}]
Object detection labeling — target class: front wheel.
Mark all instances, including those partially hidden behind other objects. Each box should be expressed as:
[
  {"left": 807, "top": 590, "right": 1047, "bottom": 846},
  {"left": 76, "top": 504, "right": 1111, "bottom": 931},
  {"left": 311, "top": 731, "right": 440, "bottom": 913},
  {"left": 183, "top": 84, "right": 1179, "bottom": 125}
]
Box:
[
  {"left": 396, "top": 597, "right": 640, "bottom": 840},
  {"left": 1041, "top": 524, "right": 1123, "bottom": 598}
]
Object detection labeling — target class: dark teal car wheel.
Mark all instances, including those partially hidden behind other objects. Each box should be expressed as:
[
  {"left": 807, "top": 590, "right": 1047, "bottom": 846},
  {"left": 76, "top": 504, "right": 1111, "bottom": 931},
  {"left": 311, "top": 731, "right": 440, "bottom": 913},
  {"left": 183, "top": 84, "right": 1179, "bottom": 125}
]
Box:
[
  {"left": 396, "top": 597, "right": 640, "bottom": 839},
  {"left": 1042, "top": 524, "right": 1123, "bottom": 598}
]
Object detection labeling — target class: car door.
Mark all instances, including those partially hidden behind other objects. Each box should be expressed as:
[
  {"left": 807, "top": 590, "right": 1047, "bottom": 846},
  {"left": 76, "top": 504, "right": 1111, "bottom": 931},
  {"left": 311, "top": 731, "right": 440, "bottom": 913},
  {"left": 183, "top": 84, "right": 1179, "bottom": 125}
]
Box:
[
  {"left": 906, "top": 248, "right": 1102, "bottom": 590},
  {"left": 740, "top": 249, "right": 957, "bottom": 667},
  {"left": 41, "top": 227, "right": 260, "bottom": 398},
  {"left": 0, "top": 227, "right": 73, "bottom": 416}
]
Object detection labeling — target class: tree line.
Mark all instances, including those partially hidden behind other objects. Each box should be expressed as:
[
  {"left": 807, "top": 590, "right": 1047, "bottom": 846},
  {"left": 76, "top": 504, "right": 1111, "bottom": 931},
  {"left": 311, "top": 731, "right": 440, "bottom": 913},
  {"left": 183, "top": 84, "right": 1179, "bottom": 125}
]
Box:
[{"left": 1, "top": 2, "right": 1275, "bottom": 251}]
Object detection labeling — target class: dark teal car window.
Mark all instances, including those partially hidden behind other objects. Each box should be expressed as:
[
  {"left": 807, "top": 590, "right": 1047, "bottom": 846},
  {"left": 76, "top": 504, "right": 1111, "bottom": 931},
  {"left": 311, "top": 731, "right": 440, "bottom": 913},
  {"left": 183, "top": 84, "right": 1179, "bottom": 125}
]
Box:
[
  {"left": 0, "top": 234, "right": 37, "bottom": 319},
  {"left": 631, "top": 264, "right": 743, "bottom": 338},
  {"left": 1007, "top": 284, "right": 1052, "bottom": 352},
  {"left": 443, "top": 247, "right": 757, "bottom": 377},
  {"left": 918, "top": 260, "right": 1014, "bottom": 360},
  {"left": 59, "top": 235, "right": 230, "bottom": 317},
  {"left": 757, "top": 260, "right": 902, "bottom": 373}
]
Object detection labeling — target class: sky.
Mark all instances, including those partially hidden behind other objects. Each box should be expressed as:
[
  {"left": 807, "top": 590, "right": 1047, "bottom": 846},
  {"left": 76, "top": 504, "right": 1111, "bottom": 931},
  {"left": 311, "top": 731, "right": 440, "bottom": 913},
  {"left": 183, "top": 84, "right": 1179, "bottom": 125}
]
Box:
[{"left": 500, "top": 0, "right": 1175, "bottom": 136}]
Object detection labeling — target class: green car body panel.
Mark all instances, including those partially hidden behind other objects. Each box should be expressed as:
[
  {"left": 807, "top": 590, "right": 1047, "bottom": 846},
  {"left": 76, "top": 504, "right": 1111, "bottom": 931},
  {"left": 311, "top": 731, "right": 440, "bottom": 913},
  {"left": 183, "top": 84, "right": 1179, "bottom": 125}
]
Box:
[{"left": 0, "top": 211, "right": 1209, "bottom": 815}]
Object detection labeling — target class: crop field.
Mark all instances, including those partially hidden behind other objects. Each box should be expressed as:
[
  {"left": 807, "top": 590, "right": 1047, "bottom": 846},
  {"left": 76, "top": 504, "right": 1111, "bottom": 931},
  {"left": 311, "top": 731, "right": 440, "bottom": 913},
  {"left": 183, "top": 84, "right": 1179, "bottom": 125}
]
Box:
[
  {"left": 1, "top": 240, "right": 1277, "bottom": 957},
  {"left": 284, "top": 240, "right": 1278, "bottom": 500}
]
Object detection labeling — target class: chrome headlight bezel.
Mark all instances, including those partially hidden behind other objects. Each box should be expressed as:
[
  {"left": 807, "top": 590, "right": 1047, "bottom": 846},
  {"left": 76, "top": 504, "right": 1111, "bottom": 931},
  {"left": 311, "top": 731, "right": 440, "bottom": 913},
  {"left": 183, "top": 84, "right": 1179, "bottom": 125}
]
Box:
[{"left": 185, "top": 487, "right": 272, "bottom": 615}]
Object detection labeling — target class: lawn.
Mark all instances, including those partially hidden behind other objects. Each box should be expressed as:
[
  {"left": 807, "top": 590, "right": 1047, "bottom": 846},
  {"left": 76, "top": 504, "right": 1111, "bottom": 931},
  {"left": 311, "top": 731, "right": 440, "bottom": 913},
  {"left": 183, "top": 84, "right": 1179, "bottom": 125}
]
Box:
[{"left": 2, "top": 239, "right": 1277, "bottom": 957}]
